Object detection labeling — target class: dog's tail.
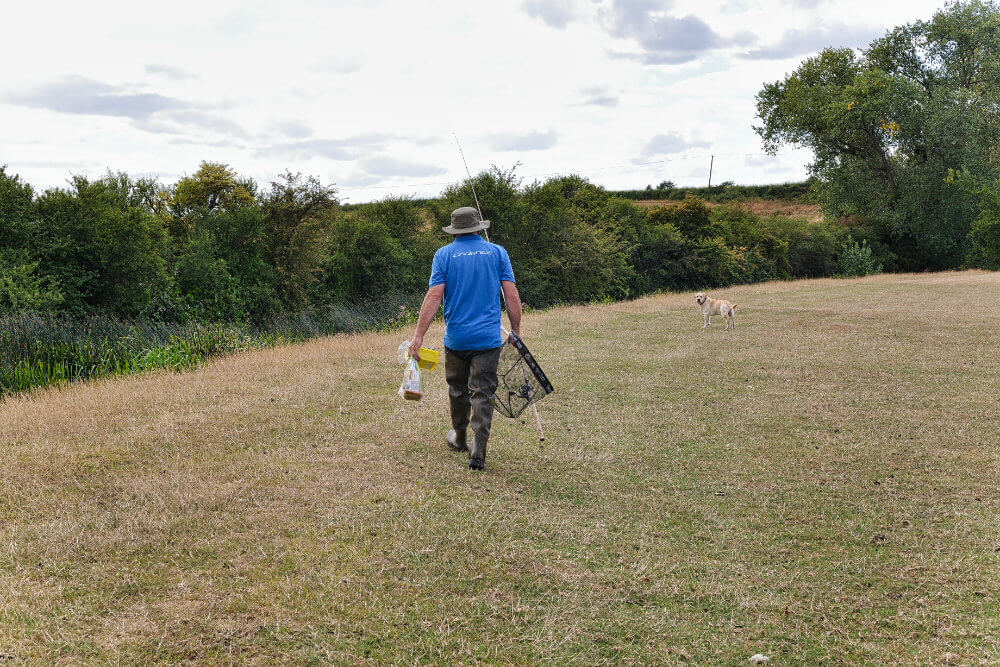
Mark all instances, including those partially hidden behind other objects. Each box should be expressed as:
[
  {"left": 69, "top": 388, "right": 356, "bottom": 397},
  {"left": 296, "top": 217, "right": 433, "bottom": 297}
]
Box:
[{"left": 731, "top": 303, "right": 738, "bottom": 310}]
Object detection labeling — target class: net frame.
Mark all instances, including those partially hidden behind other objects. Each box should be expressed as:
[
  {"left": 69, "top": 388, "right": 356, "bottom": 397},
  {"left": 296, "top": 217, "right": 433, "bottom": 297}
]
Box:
[{"left": 492, "top": 331, "right": 554, "bottom": 419}]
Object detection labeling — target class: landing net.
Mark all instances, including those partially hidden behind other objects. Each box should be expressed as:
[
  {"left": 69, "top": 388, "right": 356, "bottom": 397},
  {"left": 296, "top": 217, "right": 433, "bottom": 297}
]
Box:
[{"left": 493, "top": 332, "right": 554, "bottom": 419}]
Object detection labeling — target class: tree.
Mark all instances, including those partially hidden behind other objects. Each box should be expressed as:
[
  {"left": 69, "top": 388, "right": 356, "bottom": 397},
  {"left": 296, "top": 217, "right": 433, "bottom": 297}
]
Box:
[
  {"left": 31, "top": 173, "right": 170, "bottom": 316},
  {"left": 259, "top": 172, "right": 338, "bottom": 310},
  {"left": 169, "top": 162, "right": 257, "bottom": 243},
  {"left": 325, "top": 212, "right": 412, "bottom": 302},
  {"left": 0, "top": 167, "right": 35, "bottom": 244},
  {"left": 171, "top": 162, "right": 257, "bottom": 214},
  {"left": 966, "top": 182, "right": 1000, "bottom": 269},
  {"left": 174, "top": 226, "right": 242, "bottom": 320},
  {"left": 434, "top": 168, "right": 635, "bottom": 307},
  {"left": 755, "top": 0, "right": 1000, "bottom": 270}
]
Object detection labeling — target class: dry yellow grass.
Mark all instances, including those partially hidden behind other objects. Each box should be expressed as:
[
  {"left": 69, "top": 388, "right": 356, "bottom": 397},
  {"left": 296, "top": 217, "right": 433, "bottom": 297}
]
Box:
[
  {"left": 1, "top": 271, "right": 999, "bottom": 663},
  {"left": 632, "top": 197, "right": 824, "bottom": 222}
]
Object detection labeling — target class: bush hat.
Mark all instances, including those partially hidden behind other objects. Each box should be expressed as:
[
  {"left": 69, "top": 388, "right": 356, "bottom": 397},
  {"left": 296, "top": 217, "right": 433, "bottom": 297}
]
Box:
[{"left": 443, "top": 206, "right": 490, "bottom": 234}]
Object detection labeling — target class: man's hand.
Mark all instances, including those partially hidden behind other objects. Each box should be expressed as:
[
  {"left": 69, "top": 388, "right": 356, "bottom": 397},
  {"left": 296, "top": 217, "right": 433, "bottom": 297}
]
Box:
[{"left": 407, "top": 337, "right": 423, "bottom": 361}]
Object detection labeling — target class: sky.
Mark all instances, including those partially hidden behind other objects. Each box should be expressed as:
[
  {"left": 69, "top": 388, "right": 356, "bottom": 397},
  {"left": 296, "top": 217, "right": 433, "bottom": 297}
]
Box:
[{"left": 0, "top": 0, "right": 947, "bottom": 203}]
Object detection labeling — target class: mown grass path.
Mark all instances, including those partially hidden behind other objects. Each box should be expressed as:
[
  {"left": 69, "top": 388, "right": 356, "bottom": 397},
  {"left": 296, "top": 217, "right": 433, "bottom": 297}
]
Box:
[{"left": 1, "top": 272, "right": 998, "bottom": 663}]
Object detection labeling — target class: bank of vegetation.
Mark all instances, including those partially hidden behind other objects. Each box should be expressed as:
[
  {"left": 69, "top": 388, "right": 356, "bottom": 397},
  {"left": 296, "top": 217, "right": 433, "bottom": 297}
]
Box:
[{"left": 0, "top": 161, "right": 863, "bottom": 396}]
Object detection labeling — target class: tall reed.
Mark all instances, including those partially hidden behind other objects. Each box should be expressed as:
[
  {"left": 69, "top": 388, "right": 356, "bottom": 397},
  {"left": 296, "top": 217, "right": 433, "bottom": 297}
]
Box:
[{"left": 0, "top": 294, "right": 422, "bottom": 397}]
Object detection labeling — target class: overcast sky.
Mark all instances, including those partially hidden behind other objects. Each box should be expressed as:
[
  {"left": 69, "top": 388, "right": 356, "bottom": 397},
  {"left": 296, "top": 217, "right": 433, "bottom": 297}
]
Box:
[{"left": 1, "top": 0, "right": 945, "bottom": 203}]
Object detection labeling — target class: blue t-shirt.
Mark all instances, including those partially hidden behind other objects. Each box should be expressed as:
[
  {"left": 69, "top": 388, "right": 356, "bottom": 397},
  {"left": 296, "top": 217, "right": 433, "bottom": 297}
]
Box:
[{"left": 429, "top": 234, "right": 515, "bottom": 351}]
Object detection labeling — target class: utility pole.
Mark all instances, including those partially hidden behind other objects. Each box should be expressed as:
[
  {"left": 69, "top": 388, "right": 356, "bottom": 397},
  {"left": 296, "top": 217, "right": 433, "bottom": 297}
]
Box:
[{"left": 708, "top": 155, "right": 714, "bottom": 187}]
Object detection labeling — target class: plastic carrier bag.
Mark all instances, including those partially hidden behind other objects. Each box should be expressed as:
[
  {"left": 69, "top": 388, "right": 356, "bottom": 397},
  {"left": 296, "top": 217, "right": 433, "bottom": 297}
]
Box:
[{"left": 398, "top": 356, "right": 423, "bottom": 401}]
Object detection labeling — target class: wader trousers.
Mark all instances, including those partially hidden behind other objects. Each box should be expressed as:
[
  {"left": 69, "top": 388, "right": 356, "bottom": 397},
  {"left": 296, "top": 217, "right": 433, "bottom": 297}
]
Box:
[{"left": 445, "top": 346, "right": 502, "bottom": 464}]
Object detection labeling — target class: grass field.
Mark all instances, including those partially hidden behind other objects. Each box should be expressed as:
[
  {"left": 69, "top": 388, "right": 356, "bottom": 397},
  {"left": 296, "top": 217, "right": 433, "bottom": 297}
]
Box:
[
  {"left": 631, "top": 198, "right": 824, "bottom": 222},
  {"left": 1, "top": 271, "right": 999, "bottom": 663}
]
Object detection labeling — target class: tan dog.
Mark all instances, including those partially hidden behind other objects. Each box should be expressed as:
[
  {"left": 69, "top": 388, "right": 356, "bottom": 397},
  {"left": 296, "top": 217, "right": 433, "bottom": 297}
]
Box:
[{"left": 695, "top": 292, "right": 737, "bottom": 330}]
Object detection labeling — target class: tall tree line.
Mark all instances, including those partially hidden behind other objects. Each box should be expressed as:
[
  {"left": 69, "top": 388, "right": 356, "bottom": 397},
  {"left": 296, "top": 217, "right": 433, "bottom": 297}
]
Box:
[{"left": 0, "top": 161, "right": 851, "bottom": 323}]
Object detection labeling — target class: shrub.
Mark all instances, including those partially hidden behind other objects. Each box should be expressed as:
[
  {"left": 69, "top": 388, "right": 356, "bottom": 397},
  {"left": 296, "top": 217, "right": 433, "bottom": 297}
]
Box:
[
  {"left": 259, "top": 172, "right": 337, "bottom": 310},
  {"left": 730, "top": 244, "right": 780, "bottom": 284},
  {"left": 647, "top": 195, "right": 718, "bottom": 238},
  {"left": 433, "top": 169, "right": 635, "bottom": 308},
  {"left": 687, "top": 237, "right": 740, "bottom": 288},
  {"left": 837, "top": 239, "right": 883, "bottom": 277},
  {"left": 325, "top": 211, "right": 415, "bottom": 302},
  {"left": 761, "top": 217, "right": 844, "bottom": 278},
  {"left": 629, "top": 220, "right": 693, "bottom": 292},
  {"left": 31, "top": 174, "right": 171, "bottom": 317},
  {"left": 712, "top": 205, "right": 791, "bottom": 280},
  {"left": 0, "top": 259, "right": 63, "bottom": 312},
  {"left": 612, "top": 180, "right": 814, "bottom": 203}
]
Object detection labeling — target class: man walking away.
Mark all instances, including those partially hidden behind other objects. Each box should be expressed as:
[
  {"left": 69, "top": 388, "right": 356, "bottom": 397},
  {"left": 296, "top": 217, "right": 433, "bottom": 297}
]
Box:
[{"left": 408, "top": 206, "right": 522, "bottom": 471}]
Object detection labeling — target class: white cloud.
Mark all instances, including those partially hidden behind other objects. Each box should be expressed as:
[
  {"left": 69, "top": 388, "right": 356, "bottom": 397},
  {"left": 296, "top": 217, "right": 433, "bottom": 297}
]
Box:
[
  {"left": 740, "top": 22, "right": 883, "bottom": 60},
  {"left": 640, "top": 132, "right": 710, "bottom": 157},
  {"left": 145, "top": 64, "right": 199, "bottom": 81},
  {"left": 259, "top": 134, "right": 398, "bottom": 161},
  {"left": 357, "top": 155, "right": 447, "bottom": 178},
  {"left": 137, "top": 110, "right": 250, "bottom": 139},
  {"left": 310, "top": 55, "right": 364, "bottom": 74},
  {"left": 484, "top": 131, "right": 558, "bottom": 152},
  {"left": 522, "top": 0, "right": 579, "bottom": 28},
  {"left": 600, "top": 0, "right": 751, "bottom": 64},
  {"left": 272, "top": 119, "right": 313, "bottom": 139},
  {"left": 3, "top": 76, "right": 184, "bottom": 120},
  {"left": 577, "top": 86, "right": 619, "bottom": 107}
]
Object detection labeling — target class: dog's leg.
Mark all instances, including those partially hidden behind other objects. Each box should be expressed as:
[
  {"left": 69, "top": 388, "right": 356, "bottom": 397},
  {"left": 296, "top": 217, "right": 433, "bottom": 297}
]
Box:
[{"left": 703, "top": 313, "right": 710, "bottom": 328}]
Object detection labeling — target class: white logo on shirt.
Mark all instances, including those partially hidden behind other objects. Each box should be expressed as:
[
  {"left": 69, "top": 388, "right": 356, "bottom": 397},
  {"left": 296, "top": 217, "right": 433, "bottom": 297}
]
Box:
[{"left": 452, "top": 250, "right": 494, "bottom": 258}]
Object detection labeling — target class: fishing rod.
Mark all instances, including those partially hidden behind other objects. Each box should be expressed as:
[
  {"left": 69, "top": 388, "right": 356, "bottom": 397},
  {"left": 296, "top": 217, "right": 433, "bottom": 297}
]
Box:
[{"left": 454, "top": 133, "right": 546, "bottom": 442}]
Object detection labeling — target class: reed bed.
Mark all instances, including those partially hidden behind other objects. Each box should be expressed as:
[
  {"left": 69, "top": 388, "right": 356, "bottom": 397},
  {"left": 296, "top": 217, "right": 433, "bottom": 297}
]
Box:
[{"left": 0, "top": 296, "right": 419, "bottom": 397}]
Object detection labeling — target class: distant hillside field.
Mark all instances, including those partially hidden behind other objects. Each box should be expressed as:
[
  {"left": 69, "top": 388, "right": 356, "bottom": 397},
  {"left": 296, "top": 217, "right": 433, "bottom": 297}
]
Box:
[
  {"left": 1, "top": 272, "right": 998, "bottom": 663},
  {"left": 632, "top": 197, "right": 824, "bottom": 222}
]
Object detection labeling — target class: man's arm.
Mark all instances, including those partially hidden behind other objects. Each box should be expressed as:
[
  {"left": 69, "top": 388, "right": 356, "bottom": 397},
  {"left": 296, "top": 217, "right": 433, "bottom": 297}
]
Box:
[
  {"left": 408, "top": 284, "right": 444, "bottom": 360},
  {"left": 501, "top": 280, "right": 521, "bottom": 337}
]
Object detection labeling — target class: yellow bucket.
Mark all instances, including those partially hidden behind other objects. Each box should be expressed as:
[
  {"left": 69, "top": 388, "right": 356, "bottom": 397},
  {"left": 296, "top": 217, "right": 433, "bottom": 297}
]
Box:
[{"left": 416, "top": 346, "right": 439, "bottom": 371}]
